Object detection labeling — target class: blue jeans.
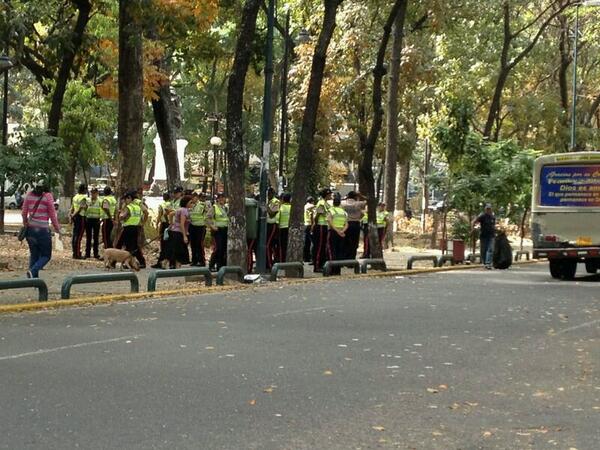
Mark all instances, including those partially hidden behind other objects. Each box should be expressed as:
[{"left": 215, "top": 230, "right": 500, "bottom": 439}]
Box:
[
  {"left": 25, "top": 227, "right": 52, "bottom": 277},
  {"left": 480, "top": 236, "right": 494, "bottom": 265}
]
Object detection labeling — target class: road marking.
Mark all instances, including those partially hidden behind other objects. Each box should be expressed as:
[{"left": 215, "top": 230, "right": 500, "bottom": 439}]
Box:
[
  {"left": 269, "top": 306, "right": 344, "bottom": 317},
  {"left": 0, "top": 335, "right": 143, "bottom": 361},
  {"left": 552, "top": 319, "right": 600, "bottom": 336}
]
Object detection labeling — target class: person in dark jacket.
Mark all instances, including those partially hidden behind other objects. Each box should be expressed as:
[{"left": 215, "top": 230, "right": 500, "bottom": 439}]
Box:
[{"left": 472, "top": 203, "right": 496, "bottom": 269}]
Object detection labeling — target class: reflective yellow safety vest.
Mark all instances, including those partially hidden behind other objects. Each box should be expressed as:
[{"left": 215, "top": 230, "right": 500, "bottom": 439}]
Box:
[
  {"left": 86, "top": 198, "right": 103, "bottom": 219},
  {"left": 124, "top": 203, "right": 142, "bottom": 227},
  {"left": 315, "top": 199, "right": 330, "bottom": 226},
  {"left": 159, "top": 201, "right": 172, "bottom": 223},
  {"left": 190, "top": 201, "right": 207, "bottom": 226},
  {"left": 361, "top": 212, "right": 368, "bottom": 225},
  {"left": 376, "top": 210, "right": 389, "bottom": 228},
  {"left": 213, "top": 204, "right": 229, "bottom": 228},
  {"left": 329, "top": 206, "right": 348, "bottom": 229},
  {"left": 72, "top": 193, "right": 87, "bottom": 217},
  {"left": 304, "top": 204, "right": 314, "bottom": 226},
  {"left": 267, "top": 197, "right": 280, "bottom": 224},
  {"left": 279, "top": 203, "right": 291, "bottom": 229},
  {"left": 102, "top": 195, "right": 117, "bottom": 220}
]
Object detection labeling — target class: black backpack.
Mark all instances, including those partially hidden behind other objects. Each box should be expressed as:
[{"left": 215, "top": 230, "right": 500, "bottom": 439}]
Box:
[{"left": 493, "top": 231, "right": 513, "bottom": 270}]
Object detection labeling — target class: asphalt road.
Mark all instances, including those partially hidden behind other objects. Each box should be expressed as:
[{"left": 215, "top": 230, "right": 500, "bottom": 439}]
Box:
[{"left": 1, "top": 264, "right": 599, "bottom": 449}]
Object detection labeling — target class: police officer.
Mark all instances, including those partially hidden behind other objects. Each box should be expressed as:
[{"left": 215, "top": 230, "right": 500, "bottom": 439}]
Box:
[
  {"left": 278, "top": 193, "right": 292, "bottom": 262},
  {"left": 70, "top": 183, "right": 88, "bottom": 259},
  {"left": 312, "top": 188, "right": 332, "bottom": 272},
  {"left": 342, "top": 191, "right": 367, "bottom": 259},
  {"left": 101, "top": 186, "right": 117, "bottom": 249},
  {"left": 132, "top": 188, "right": 148, "bottom": 268},
  {"left": 376, "top": 202, "right": 391, "bottom": 250},
  {"left": 327, "top": 193, "right": 348, "bottom": 275},
  {"left": 151, "top": 192, "right": 173, "bottom": 269},
  {"left": 303, "top": 197, "right": 315, "bottom": 262},
  {"left": 189, "top": 192, "right": 208, "bottom": 266},
  {"left": 115, "top": 191, "right": 144, "bottom": 264},
  {"left": 208, "top": 193, "right": 229, "bottom": 271},
  {"left": 84, "top": 188, "right": 102, "bottom": 259},
  {"left": 266, "top": 187, "right": 280, "bottom": 268},
  {"left": 361, "top": 211, "right": 370, "bottom": 258}
]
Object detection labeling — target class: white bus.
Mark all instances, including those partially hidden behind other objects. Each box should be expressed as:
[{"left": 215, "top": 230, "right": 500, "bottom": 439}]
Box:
[{"left": 532, "top": 152, "right": 600, "bottom": 279}]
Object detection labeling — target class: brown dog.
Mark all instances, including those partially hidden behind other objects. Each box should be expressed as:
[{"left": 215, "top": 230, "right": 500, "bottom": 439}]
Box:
[{"left": 103, "top": 248, "right": 140, "bottom": 271}]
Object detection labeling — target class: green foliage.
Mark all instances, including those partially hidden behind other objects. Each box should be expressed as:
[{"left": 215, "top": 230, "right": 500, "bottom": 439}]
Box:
[{"left": 0, "top": 127, "right": 66, "bottom": 190}]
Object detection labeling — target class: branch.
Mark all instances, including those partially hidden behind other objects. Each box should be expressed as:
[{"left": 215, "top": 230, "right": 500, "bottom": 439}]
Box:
[{"left": 409, "top": 12, "right": 428, "bottom": 33}]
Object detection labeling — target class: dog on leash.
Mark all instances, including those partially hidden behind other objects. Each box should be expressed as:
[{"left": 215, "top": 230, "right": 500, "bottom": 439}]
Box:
[{"left": 103, "top": 248, "right": 140, "bottom": 271}]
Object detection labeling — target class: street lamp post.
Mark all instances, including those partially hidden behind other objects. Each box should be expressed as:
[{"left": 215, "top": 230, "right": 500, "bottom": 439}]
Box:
[
  {"left": 210, "top": 135, "right": 222, "bottom": 196},
  {"left": 570, "top": 0, "right": 600, "bottom": 151},
  {"left": 0, "top": 54, "right": 13, "bottom": 235}
]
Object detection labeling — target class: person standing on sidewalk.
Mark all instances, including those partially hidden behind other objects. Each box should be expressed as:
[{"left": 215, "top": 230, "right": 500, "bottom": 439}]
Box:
[
  {"left": 266, "top": 188, "right": 280, "bottom": 269},
  {"left": 21, "top": 180, "right": 62, "bottom": 278},
  {"left": 278, "top": 193, "right": 292, "bottom": 262},
  {"left": 303, "top": 196, "right": 315, "bottom": 262},
  {"left": 101, "top": 186, "right": 117, "bottom": 250},
  {"left": 188, "top": 192, "right": 208, "bottom": 266},
  {"left": 472, "top": 203, "right": 496, "bottom": 269},
  {"left": 326, "top": 193, "right": 348, "bottom": 275},
  {"left": 84, "top": 187, "right": 102, "bottom": 259},
  {"left": 70, "top": 183, "right": 88, "bottom": 259},
  {"left": 342, "top": 191, "right": 366, "bottom": 259},
  {"left": 116, "top": 192, "right": 144, "bottom": 265},
  {"left": 166, "top": 195, "right": 192, "bottom": 269},
  {"left": 312, "top": 188, "right": 332, "bottom": 272},
  {"left": 208, "top": 193, "right": 229, "bottom": 271},
  {"left": 151, "top": 192, "right": 173, "bottom": 268}
]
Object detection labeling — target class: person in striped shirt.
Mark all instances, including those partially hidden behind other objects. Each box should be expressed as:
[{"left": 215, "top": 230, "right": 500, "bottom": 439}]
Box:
[{"left": 21, "top": 181, "right": 62, "bottom": 278}]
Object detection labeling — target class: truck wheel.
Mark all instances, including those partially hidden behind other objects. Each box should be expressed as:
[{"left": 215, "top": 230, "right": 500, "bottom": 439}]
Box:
[
  {"left": 549, "top": 260, "right": 562, "bottom": 279},
  {"left": 585, "top": 259, "right": 597, "bottom": 274},
  {"left": 561, "top": 259, "right": 577, "bottom": 280}
]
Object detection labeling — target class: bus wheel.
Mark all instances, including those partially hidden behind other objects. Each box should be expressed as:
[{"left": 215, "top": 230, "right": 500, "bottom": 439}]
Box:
[
  {"left": 549, "top": 260, "right": 562, "bottom": 279},
  {"left": 561, "top": 259, "right": 577, "bottom": 280},
  {"left": 585, "top": 259, "right": 598, "bottom": 274}
]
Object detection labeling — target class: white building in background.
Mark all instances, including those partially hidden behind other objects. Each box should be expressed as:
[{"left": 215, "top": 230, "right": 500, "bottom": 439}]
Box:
[{"left": 150, "top": 135, "right": 187, "bottom": 182}]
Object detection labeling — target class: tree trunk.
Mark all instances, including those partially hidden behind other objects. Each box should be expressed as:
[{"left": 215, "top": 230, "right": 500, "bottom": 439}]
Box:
[
  {"left": 47, "top": 0, "right": 92, "bottom": 136},
  {"left": 152, "top": 76, "right": 181, "bottom": 191},
  {"left": 287, "top": 0, "right": 343, "bottom": 265},
  {"left": 395, "top": 158, "right": 410, "bottom": 214},
  {"left": 557, "top": 13, "right": 570, "bottom": 113},
  {"left": 359, "top": 0, "right": 406, "bottom": 259},
  {"left": 383, "top": 0, "right": 408, "bottom": 211},
  {"left": 117, "top": 0, "right": 145, "bottom": 195},
  {"left": 225, "top": 0, "right": 262, "bottom": 271}
]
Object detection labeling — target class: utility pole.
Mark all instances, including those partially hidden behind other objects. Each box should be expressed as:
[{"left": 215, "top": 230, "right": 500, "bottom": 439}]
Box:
[{"left": 278, "top": 11, "right": 290, "bottom": 193}]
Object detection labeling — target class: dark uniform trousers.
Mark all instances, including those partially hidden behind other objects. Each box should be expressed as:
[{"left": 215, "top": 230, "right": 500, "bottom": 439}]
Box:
[
  {"left": 312, "top": 225, "right": 328, "bottom": 272},
  {"left": 210, "top": 227, "right": 228, "bottom": 270},
  {"left": 303, "top": 226, "right": 312, "bottom": 262},
  {"left": 279, "top": 227, "right": 289, "bottom": 262},
  {"left": 156, "top": 222, "right": 169, "bottom": 263},
  {"left": 71, "top": 214, "right": 85, "bottom": 258},
  {"left": 246, "top": 238, "right": 256, "bottom": 274},
  {"left": 266, "top": 223, "right": 279, "bottom": 269},
  {"left": 102, "top": 219, "right": 114, "bottom": 249},
  {"left": 344, "top": 221, "right": 361, "bottom": 259},
  {"left": 116, "top": 225, "right": 145, "bottom": 264},
  {"left": 85, "top": 218, "right": 101, "bottom": 258},
  {"left": 361, "top": 223, "right": 370, "bottom": 258},
  {"left": 327, "top": 230, "right": 345, "bottom": 275},
  {"left": 189, "top": 224, "right": 207, "bottom": 266}
]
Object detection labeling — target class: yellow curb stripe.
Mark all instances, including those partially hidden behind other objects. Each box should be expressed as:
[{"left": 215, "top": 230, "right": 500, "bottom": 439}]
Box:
[{"left": 0, "top": 259, "right": 543, "bottom": 315}]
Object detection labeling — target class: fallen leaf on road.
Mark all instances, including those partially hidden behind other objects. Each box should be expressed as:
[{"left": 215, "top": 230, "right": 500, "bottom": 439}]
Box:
[
  {"left": 372, "top": 426, "right": 385, "bottom": 431},
  {"left": 427, "top": 388, "right": 439, "bottom": 394},
  {"left": 263, "top": 386, "right": 275, "bottom": 393},
  {"left": 483, "top": 431, "right": 493, "bottom": 438},
  {"left": 323, "top": 370, "right": 333, "bottom": 375},
  {"left": 249, "top": 399, "right": 256, "bottom": 406},
  {"left": 438, "top": 384, "right": 448, "bottom": 390},
  {"left": 465, "top": 401, "right": 478, "bottom": 407}
]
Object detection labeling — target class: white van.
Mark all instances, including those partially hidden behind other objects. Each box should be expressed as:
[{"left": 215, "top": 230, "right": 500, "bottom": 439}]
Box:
[{"left": 532, "top": 152, "right": 600, "bottom": 279}]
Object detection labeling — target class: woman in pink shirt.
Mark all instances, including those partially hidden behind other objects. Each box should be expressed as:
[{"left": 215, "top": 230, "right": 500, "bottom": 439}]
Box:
[
  {"left": 21, "top": 182, "right": 61, "bottom": 278},
  {"left": 166, "top": 195, "right": 194, "bottom": 269}
]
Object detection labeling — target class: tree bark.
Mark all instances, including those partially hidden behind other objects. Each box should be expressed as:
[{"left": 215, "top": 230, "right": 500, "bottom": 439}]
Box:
[
  {"left": 152, "top": 75, "right": 181, "bottom": 191},
  {"left": 286, "top": 0, "right": 344, "bottom": 265},
  {"left": 117, "top": 0, "right": 145, "bottom": 195},
  {"left": 225, "top": 0, "right": 262, "bottom": 271},
  {"left": 395, "top": 158, "right": 410, "bottom": 214},
  {"left": 47, "top": 0, "right": 92, "bottom": 137},
  {"left": 383, "top": 0, "right": 408, "bottom": 212},
  {"left": 557, "top": 13, "right": 570, "bottom": 113},
  {"left": 358, "top": 0, "right": 406, "bottom": 259}
]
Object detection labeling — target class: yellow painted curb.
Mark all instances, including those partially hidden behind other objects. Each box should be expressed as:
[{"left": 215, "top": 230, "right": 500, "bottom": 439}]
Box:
[{"left": 0, "top": 259, "right": 543, "bottom": 315}]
